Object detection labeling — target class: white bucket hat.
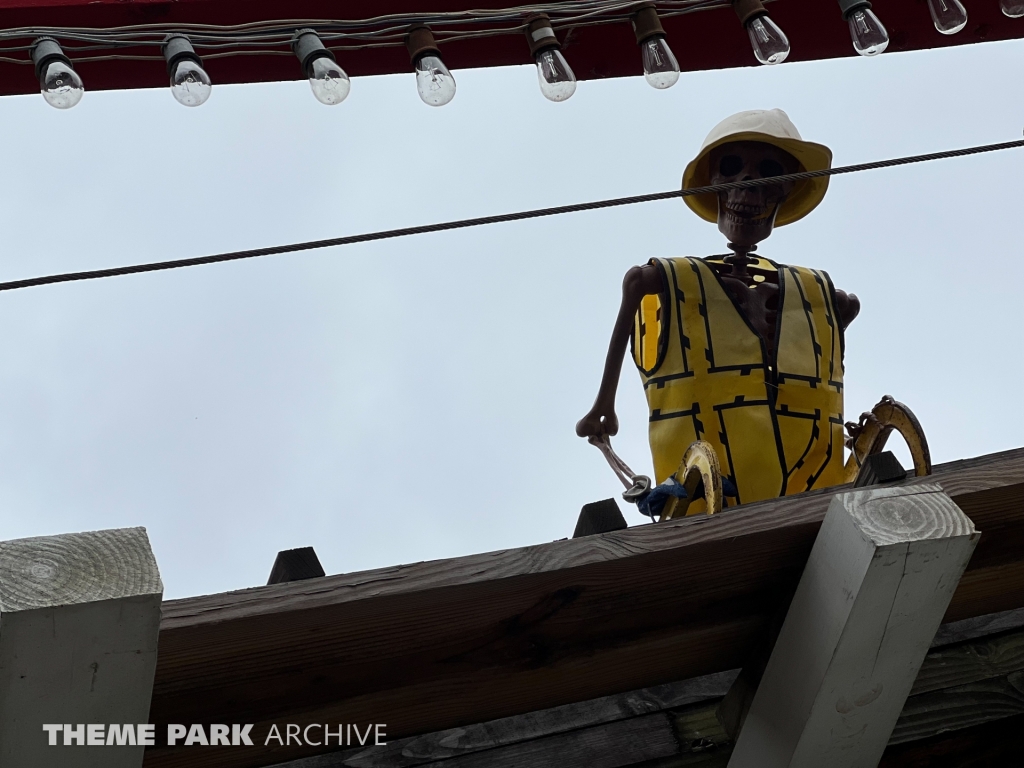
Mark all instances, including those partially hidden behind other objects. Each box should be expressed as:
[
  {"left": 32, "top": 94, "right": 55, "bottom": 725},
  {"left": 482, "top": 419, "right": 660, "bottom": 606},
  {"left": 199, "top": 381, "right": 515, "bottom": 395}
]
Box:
[{"left": 682, "top": 108, "right": 833, "bottom": 227}]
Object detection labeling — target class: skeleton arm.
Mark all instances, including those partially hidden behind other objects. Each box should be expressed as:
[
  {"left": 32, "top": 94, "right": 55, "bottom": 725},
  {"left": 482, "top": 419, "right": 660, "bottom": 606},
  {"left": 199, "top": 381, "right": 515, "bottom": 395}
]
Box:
[{"left": 576, "top": 263, "right": 665, "bottom": 440}]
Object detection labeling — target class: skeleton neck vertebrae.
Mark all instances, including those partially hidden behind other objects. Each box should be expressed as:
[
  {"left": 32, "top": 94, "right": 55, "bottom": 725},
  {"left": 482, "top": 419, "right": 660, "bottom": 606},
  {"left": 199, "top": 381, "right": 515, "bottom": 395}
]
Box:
[{"left": 724, "top": 242, "right": 758, "bottom": 281}]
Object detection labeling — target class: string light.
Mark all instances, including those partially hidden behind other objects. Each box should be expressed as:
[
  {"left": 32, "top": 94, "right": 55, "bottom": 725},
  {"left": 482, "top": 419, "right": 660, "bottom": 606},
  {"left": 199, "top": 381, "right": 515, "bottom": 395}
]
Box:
[
  {"left": 524, "top": 13, "right": 577, "bottom": 101},
  {"left": 29, "top": 37, "right": 84, "bottom": 109},
  {"left": 162, "top": 35, "right": 212, "bottom": 107},
  {"left": 10, "top": 0, "right": 994, "bottom": 109},
  {"left": 292, "top": 29, "right": 350, "bottom": 105},
  {"left": 1002, "top": 0, "right": 1024, "bottom": 17},
  {"left": 732, "top": 0, "right": 790, "bottom": 65},
  {"left": 838, "top": 0, "right": 889, "bottom": 56},
  {"left": 405, "top": 25, "right": 456, "bottom": 106},
  {"left": 927, "top": 0, "right": 968, "bottom": 34},
  {"left": 631, "top": 3, "right": 681, "bottom": 89}
]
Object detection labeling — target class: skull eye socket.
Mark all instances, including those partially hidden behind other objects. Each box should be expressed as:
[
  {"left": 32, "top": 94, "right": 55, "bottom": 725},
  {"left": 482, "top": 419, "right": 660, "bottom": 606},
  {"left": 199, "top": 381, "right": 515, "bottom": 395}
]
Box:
[
  {"left": 759, "top": 159, "right": 785, "bottom": 178},
  {"left": 718, "top": 155, "right": 743, "bottom": 177}
]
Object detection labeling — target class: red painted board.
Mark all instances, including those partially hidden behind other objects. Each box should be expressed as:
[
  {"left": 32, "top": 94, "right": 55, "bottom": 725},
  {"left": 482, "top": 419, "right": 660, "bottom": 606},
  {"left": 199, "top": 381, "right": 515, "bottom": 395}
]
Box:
[{"left": 0, "top": 0, "right": 1018, "bottom": 97}]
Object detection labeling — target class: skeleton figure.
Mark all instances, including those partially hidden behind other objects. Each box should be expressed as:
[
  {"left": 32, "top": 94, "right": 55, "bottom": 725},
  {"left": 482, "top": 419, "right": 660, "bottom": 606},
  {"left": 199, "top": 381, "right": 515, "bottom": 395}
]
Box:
[{"left": 577, "top": 110, "right": 863, "bottom": 512}]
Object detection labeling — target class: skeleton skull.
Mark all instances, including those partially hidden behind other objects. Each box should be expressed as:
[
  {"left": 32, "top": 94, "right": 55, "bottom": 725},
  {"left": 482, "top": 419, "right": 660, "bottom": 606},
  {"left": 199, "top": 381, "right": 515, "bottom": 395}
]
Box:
[{"left": 709, "top": 140, "right": 799, "bottom": 248}]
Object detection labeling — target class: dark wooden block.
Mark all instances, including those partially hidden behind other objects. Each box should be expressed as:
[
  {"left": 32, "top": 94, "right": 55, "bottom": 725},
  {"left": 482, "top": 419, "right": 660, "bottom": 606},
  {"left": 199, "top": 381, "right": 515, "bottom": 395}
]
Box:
[
  {"left": 572, "top": 499, "right": 628, "bottom": 538},
  {"left": 855, "top": 450, "right": 908, "bottom": 488},
  {"left": 267, "top": 546, "right": 326, "bottom": 585}
]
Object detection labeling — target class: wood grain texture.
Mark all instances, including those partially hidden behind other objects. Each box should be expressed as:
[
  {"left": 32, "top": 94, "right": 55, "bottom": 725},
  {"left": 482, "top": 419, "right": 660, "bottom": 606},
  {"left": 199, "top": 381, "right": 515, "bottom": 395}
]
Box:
[
  {"left": 891, "top": 673, "right": 1024, "bottom": 745},
  {"left": 931, "top": 606, "right": 1024, "bottom": 648},
  {"left": 144, "top": 448, "right": 1024, "bottom": 768},
  {"left": 879, "top": 712, "right": 1024, "bottom": 768},
  {"left": 272, "top": 625, "right": 1024, "bottom": 768},
  {"left": 913, "top": 629, "right": 1024, "bottom": 696},
  {"left": 0, "top": 527, "right": 163, "bottom": 768},
  {"left": 283, "top": 671, "right": 738, "bottom": 768},
  {"left": 842, "top": 484, "right": 975, "bottom": 546},
  {"left": 731, "top": 486, "right": 978, "bottom": 768},
  {"left": 412, "top": 713, "right": 680, "bottom": 768},
  {"left": 0, "top": 526, "right": 162, "bottom": 612}
]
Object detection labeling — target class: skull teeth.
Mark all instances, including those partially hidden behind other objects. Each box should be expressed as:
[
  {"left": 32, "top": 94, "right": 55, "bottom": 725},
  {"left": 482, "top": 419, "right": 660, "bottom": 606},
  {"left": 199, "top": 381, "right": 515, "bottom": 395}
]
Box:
[{"left": 724, "top": 206, "right": 770, "bottom": 224}]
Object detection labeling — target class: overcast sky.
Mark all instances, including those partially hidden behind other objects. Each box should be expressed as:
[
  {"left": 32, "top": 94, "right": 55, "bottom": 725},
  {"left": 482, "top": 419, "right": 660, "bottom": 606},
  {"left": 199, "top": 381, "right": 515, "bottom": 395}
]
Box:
[{"left": 0, "top": 36, "right": 1021, "bottom": 599}]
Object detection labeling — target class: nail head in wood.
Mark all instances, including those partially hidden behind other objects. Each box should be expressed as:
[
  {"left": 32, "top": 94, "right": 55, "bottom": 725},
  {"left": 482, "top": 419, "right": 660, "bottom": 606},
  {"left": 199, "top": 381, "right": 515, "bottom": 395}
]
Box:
[
  {"left": 573, "top": 499, "right": 628, "bottom": 538},
  {"left": 267, "top": 546, "right": 326, "bottom": 585}
]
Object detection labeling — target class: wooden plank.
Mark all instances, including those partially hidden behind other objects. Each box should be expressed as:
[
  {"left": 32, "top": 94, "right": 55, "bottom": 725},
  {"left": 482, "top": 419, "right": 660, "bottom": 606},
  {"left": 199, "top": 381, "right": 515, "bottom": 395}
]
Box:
[
  {"left": 408, "top": 713, "right": 680, "bottom": 768},
  {"left": 931, "top": 606, "right": 1024, "bottom": 648},
  {"left": 913, "top": 629, "right": 1024, "bottom": 696},
  {"left": 0, "top": 527, "right": 163, "bottom": 767},
  {"left": 144, "top": 448, "right": 1024, "bottom": 768},
  {"left": 891, "top": 673, "right": 1024, "bottom": 745},
  {"left": 880, "top": 712, "right": 1024, "bottom": 768},
  {"left": 273, "top": 626, "right": 1024, "bottom": 768},
  {"left": 281, "top": 671, "right": 737, "bottom": 768},
  {"left": 729, "top": 486, "right": 979, "bottom": 768}
]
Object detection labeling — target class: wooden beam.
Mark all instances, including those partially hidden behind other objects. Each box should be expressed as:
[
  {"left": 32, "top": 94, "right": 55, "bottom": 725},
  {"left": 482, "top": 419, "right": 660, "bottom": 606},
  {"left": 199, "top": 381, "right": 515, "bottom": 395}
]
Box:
[
  {"left": 279, "top": 671, "right": 738, "bottom": 768},
  {"left": 145, "top": 448, "right": 1024, "bottom": 768},
  {"left": 880, "top": 712, "right": 1024, "bottom": 767},
  {"left": 729, "top": 486, "right": 979, "bottom": 768},
  {"left": 0, "top": 527, "right": 163, "bottom": 767},
  {"left": 270, "top": 625, "right": 1024, "bottom": 768},
  {"left": 930, "top": 606, "right": 1024, "bottom": 648}
]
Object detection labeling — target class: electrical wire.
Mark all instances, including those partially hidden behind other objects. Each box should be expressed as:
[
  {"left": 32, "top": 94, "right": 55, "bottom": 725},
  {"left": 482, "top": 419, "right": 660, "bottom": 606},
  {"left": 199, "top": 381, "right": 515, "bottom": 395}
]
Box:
[
  {"left": 2, "top": 137, "right": 1021, "bottom": 294},
  {"left": 0, "top": 0, "right": 741, "bottom": 61}
]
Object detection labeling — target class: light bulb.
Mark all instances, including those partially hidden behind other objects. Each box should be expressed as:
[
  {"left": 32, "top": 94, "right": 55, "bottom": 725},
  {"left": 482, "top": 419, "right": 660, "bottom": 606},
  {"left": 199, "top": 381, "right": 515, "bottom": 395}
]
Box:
[
  {"left": 746, "top": 15, "right": 791, "bottom": 65},
  {"left": 40, "top": 59, "right": 84, "bottom": 109},
  {"left": 1001, "top": 0, "right": 1024, "bottom": 17},
  {"left": 641, "top": 36, "right": 680, "bottom": 89},
  {"left": 414, "top": 55, "right": 456, "bottom": 106},
  {"left": 535, "top": 48, "right": 576, "bottom": 101},
  {"left": 927, "top": 0, "right": 968, "bottom": 34},
  {"left": 308, "top": 56, "right": 350, "bottom": 105},
  {"left": 170, "top": 58, "right": 212, "bottom": 107},
  {"left": 847, "top": 7, "right": 889, "bottom": 55}
]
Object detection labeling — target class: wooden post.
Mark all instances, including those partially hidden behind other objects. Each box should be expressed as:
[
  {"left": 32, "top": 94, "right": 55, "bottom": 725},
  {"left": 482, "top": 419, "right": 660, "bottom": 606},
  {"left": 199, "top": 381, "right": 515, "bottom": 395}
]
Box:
[
  {"left": 728, "top": 484, "right": 979, "bottom": 768},
  {"left": 0, "top": 527, "right": 163, "bottom": 766}
]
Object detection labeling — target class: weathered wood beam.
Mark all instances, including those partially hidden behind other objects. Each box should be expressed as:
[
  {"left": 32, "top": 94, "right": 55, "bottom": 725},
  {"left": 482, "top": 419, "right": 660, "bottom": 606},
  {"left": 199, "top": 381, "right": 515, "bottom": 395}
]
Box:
[
  {"left": 270, "top": 624, "right": 1024, "bottom": 768},
  {"left": 283, "top": 671, "right": 738, "bottom": 768},
  {"left": 879, "top": 712, "right": 1024, "bottom": 767},
  {"left": 729, "top": 486, "right": 978, "bottom": 768},
  {"left": 145, "top": 448, "right": 1024, "bottom": 768},
  {"left": 0, "top": 527, "right": 163, "bottom": 767},
  {"left": 930, "top": 605, "right": 1024, "bottom": 648}
]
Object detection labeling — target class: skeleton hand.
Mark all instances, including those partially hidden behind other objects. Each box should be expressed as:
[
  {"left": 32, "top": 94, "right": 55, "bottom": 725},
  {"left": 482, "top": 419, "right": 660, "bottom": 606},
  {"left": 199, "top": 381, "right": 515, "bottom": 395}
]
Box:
[{"left": 576, "top": 406, "right": 619, "bottom": 439}]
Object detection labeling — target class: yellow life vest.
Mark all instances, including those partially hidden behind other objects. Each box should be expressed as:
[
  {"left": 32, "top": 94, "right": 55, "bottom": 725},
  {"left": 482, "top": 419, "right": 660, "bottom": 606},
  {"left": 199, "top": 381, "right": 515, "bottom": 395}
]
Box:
[{"left": 631, "top": 256, "right": 846, "bottom": 511}]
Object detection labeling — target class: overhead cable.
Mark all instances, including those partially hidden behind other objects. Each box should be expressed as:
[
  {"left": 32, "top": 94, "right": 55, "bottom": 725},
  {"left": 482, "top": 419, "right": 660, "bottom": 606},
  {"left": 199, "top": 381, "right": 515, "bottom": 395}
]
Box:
[{"left": 1, "top": 137, "right": 1021, "bottom": 294}]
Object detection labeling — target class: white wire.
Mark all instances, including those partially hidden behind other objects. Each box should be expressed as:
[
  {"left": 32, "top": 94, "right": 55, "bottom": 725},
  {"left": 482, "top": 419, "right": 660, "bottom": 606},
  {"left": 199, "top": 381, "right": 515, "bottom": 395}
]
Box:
[{"left": 0, "top": 0, "right": 751, "bottom": 61}]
